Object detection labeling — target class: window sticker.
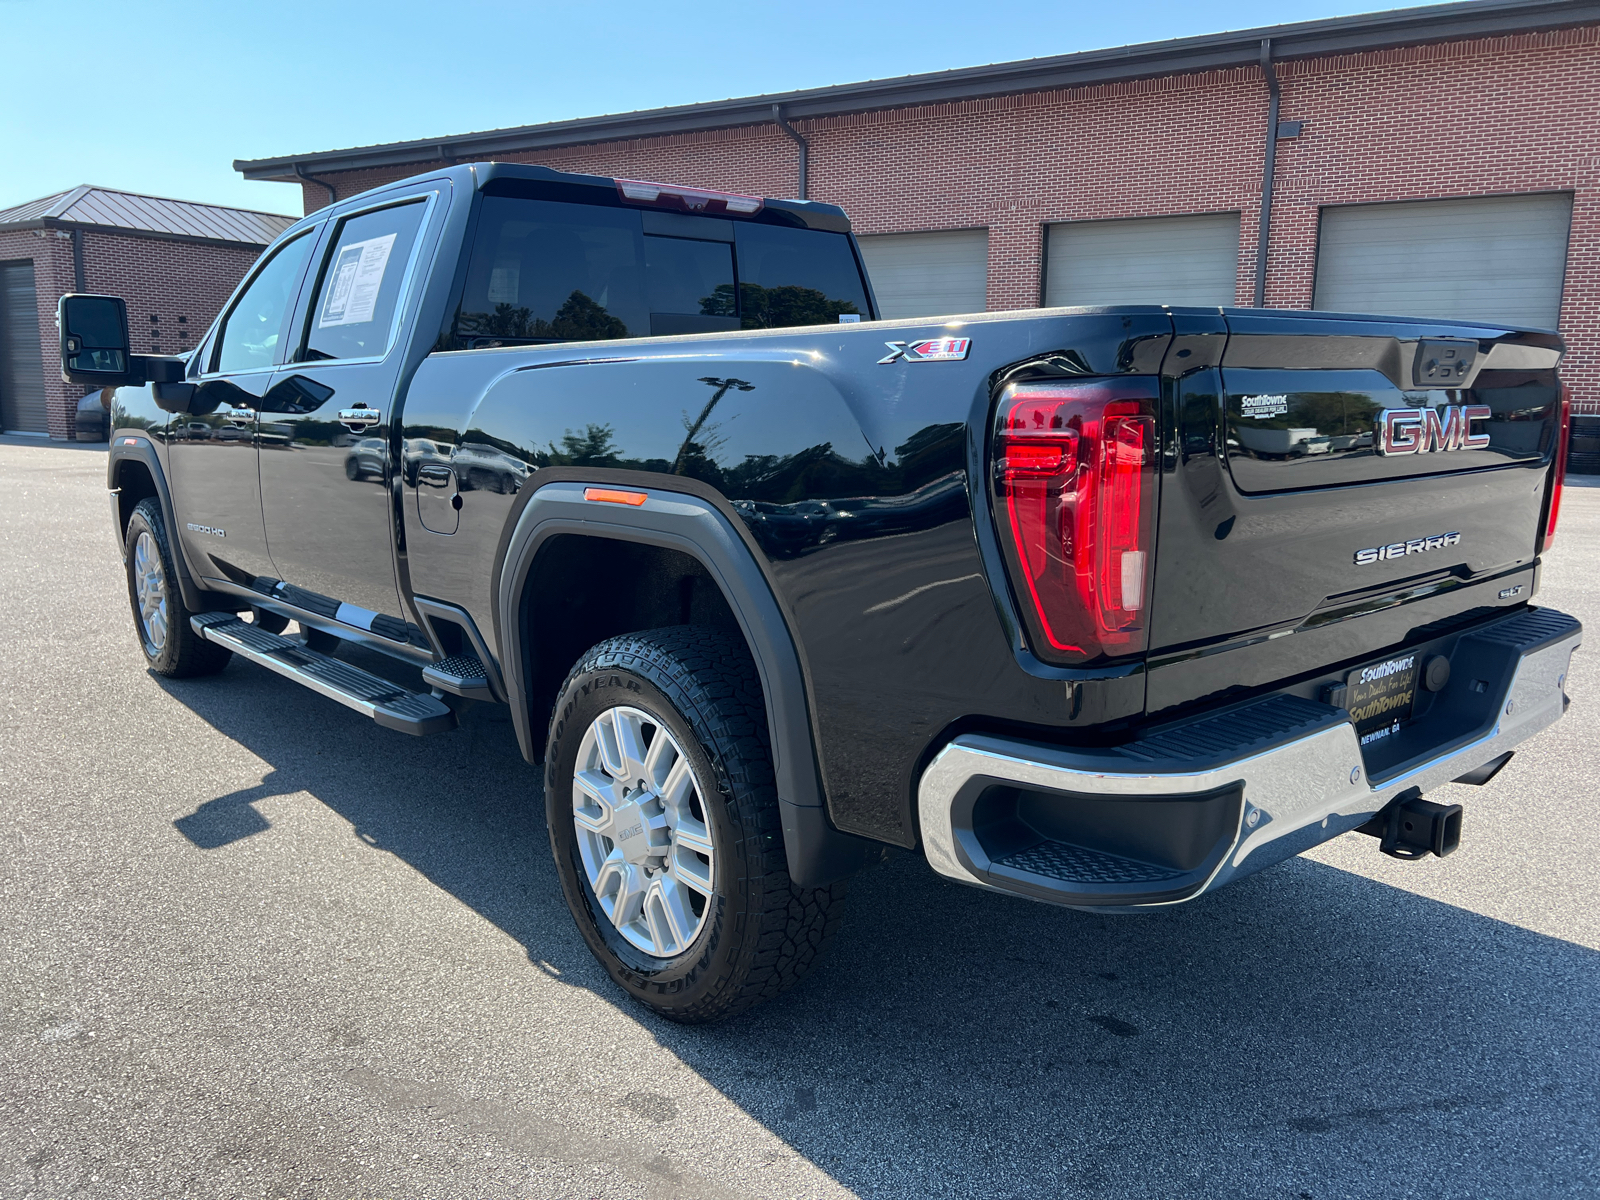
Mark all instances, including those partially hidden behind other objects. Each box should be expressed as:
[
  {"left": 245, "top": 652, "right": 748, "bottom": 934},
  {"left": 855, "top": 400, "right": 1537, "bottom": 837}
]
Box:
[
  {"left": 487, "top": 263, "right": 520, "bottom": 304},
  {"left": 319, "top": 233, "right": 397, "bottom": 328}
]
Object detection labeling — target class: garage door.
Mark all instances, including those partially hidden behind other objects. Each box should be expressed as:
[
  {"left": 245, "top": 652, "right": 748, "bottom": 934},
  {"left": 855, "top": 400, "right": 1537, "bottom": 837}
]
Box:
[
  {"left": 1314, "top": 194, "right": 1573, "bottom": 329},
  {"left": 857, "top": 229, "right": 989, "bottom": 319},
  {"left": 1044, "top": 213, "right": 1240, "bottom": 308},
  {"left": 1, "top": 260, "right": 48, "bottom": 435}
]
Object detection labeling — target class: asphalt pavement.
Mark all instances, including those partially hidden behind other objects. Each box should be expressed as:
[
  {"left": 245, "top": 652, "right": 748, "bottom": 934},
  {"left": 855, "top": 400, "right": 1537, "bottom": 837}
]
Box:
[{"left": 3, "top": 440, "right": 1598, "bottom": 1199}]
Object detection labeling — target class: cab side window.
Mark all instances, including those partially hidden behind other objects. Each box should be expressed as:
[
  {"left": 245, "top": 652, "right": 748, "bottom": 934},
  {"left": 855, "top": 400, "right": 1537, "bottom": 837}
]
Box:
[
  {"left": 302, "top": 200, "right": 427, "bottom": 363},
  {"left": 452, "top": 197, "right": 647, "bottom": 348},
  {"left": 212, "top": 232, "right": 315, "bottom": 374}
]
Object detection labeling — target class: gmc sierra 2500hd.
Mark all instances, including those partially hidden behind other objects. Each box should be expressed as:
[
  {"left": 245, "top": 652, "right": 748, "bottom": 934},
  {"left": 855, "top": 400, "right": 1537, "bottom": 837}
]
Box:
[{"left": 63, "top": 162, "right": 1578, "bottom": 1023}]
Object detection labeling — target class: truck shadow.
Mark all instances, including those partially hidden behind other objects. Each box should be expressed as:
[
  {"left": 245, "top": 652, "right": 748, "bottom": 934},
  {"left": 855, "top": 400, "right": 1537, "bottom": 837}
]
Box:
[{"left": 159, "top": 657, "right": 1600, "bottom": 1200}]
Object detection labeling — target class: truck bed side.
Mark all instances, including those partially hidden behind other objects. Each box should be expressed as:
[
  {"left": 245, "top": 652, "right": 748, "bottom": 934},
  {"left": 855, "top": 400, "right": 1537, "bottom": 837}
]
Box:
[{"left": 400, "top": 309, "right": 1174, "bottom": 846}]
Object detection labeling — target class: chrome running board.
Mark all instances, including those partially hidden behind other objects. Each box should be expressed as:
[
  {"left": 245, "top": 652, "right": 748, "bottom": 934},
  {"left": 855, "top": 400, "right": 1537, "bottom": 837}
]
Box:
[{"left": 190, "top": 613, "right": 457, "bottom": 736}]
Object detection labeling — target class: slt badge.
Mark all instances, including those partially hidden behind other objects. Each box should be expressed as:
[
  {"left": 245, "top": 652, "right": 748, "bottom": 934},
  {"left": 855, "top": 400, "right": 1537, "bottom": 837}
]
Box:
[{"left": 877, "top": 337, "right": 971, "bottom": 364}]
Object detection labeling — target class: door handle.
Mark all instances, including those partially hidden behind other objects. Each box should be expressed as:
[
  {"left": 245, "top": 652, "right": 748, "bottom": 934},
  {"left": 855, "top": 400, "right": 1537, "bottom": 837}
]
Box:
[
  {"left": 338, "top": 407, "right": 381, "bottom": 430},
  {"left": 225, "top": 408, "right": 257, "bottom": 425}
]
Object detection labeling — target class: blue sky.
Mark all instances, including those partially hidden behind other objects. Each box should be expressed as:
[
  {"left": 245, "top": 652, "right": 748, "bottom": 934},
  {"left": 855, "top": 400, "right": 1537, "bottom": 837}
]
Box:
[{"left": 1, "top": 0, "right": 1391, "bottom": 217}]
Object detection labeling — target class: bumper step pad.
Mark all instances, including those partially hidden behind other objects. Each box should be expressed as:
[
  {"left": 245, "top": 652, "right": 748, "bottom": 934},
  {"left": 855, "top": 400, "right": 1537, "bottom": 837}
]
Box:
[
  {"left": 190, "top": 613, "right": 457, "bottom": 736},
  {"left": 995, "top": 841, "right": 1185, "bottom": 886}
]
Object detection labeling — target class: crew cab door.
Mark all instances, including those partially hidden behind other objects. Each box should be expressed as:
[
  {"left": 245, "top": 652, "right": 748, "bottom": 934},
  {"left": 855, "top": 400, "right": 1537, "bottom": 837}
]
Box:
[
  {"left": 170, "top": 228, "right": 318, "bottom": 587},
  {"left": 258, "top": 193, "right": 435, "bottom": 636}
]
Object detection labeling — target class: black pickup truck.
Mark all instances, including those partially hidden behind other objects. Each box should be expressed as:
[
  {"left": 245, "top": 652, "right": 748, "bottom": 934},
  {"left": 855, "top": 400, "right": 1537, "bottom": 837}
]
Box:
[{"left": 63, "top": 162, "right": 1579, "bottom": 1023}]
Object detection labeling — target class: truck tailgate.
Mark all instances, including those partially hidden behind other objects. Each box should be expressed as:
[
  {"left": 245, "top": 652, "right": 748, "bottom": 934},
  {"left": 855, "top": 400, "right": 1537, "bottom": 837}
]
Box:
[{"left": 1147, "top": 309, "right": 1563, "bottom": 718}]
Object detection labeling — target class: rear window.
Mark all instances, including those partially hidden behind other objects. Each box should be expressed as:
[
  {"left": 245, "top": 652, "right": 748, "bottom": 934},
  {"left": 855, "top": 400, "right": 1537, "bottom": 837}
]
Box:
[{"left": 447, "top": 197, "right": 868, "bottom": 349}]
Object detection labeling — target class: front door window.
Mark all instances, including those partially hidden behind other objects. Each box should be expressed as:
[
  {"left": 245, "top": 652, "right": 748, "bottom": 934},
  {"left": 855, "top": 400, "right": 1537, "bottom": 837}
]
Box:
[{"left": 213, "top": 233, "right": 315, "bottom": 374}]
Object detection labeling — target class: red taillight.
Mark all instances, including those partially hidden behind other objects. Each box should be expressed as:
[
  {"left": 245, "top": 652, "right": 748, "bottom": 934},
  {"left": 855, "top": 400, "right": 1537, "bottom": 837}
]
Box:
[
  {"left": 994, "top": 380, "right": 1157, "bottom": 663},
  {"left": 1543, "top": 387, "right": 1571, "bottom": 548},
  {"left": 615, "top": 178, "right": 764, "bottom": 216}
]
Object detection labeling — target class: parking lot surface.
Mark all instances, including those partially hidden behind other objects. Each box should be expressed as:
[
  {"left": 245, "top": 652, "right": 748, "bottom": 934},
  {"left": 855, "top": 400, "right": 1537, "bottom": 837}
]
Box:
[{"left": 3, "top": 440, "right": 1598, "bottom": 1199}]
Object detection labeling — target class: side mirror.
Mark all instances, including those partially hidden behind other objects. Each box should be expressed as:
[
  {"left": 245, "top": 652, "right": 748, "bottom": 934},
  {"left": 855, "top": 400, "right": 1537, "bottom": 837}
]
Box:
[
  {"left": 59, "top": 293, "right": 190, "bottom": 389},
  {"left": 59, "top": 294, "right": 131, "bottom": 384}
]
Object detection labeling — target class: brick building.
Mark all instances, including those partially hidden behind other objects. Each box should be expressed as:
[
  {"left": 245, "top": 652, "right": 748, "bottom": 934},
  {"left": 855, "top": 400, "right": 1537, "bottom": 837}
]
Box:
[
  {"left": 221, "top": 0, "right": 1593, "bottom": 417},
  {"left": 0, "top": 187, "right": 293, "bottom": 438}
]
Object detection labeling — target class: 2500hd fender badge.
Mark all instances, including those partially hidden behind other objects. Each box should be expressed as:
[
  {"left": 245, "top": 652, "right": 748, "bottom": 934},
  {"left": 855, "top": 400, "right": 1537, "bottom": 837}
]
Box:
[
  {"left": 1376, "top": 405, "right": 1492, "bottom": 455},
  {"left": 878, "top": 337, "right": 971, "bottom": 364},
  {"left": 1355, "top": 531, "right": 1460, "bottom": 565},
  {"left": 186, "top": 522, "right": 225, "bottom": 538}
]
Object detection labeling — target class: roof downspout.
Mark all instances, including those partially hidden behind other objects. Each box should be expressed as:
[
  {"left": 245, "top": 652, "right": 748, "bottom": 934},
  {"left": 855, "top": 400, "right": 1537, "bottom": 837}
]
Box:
[
  {"left": 772, "top": 104, "right": 809, "bottom": 201},
  {"left": 1254, "top": 38, "right": 1281, "bottom": 308},
  {"left": 293, "top": 162, "right": 339, "bottom": 213},
  {"left": 70, "top": 229, "right": 86, "bottom": 291}
]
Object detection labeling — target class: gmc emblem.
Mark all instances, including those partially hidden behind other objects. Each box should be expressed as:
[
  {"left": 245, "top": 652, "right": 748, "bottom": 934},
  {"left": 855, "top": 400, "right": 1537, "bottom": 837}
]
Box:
[{"left": 1376, "top": 405, "right": 1492, "bottom": 455}]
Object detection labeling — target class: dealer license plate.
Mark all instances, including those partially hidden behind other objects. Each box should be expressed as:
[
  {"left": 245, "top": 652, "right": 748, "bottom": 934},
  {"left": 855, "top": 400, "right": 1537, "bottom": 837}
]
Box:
[{"left": 1345, "top": 651, "right": 1421, "bottom": 745}]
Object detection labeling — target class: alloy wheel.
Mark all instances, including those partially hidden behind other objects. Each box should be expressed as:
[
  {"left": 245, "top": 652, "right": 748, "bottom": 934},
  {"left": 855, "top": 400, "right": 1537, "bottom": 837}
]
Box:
[
  {"left": 571, "top": 705, "right": 715, "bottom": 957},
  {"left": 132, "top": 530, "right": 169, "bottom": 656}
]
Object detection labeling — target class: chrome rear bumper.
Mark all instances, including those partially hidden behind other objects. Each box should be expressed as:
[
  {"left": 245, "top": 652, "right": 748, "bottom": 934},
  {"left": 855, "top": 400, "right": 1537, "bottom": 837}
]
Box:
[{"left": 918, "top": 607, "right": 1580, "bottom": 910}]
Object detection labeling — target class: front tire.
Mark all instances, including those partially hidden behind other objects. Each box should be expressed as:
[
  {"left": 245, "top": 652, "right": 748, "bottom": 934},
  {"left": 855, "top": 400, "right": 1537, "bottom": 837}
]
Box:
[
  {"left": 545, "top": 627, "right": 846, "bottom": 1023},
  {"left": 124, "top": 498, "right": 232, "bottom": 678}
]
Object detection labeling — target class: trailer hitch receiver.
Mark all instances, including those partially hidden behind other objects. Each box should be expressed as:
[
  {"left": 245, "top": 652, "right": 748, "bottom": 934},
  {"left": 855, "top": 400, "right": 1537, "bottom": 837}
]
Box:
[{"left": 1357, "top": 789, "right": 1463, "bottom": 860}]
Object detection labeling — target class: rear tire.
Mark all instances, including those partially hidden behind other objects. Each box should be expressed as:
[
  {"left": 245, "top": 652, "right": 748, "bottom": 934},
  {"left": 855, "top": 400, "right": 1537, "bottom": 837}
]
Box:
[
  {"left": 124, "top": 498, "right": 232, "bottom": 678},
  {"left": 545, "top": 626, "right": 846, "bottom": 1023}
]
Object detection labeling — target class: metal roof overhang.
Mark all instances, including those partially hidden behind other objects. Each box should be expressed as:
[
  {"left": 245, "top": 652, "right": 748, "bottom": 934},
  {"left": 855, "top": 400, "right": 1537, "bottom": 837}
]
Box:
[
  {"left": 0, "top": 217, "right": 276, "bottom": 251},
  {"left": 236, "top": 0, "right": 1600, "bottom": 184}
]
